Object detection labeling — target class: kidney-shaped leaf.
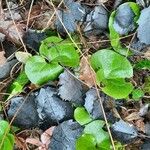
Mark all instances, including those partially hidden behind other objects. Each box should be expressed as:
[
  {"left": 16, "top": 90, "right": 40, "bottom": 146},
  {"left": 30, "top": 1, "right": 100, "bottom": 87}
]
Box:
[
  {"left": 39, "top": 36, "right": 80, "bottom": 67},
  {"left": 90, "top": 49, "right": 133, "bottom": 80},
  {"left": 25, "top": 56, "right": 63, "bottom": 85}
]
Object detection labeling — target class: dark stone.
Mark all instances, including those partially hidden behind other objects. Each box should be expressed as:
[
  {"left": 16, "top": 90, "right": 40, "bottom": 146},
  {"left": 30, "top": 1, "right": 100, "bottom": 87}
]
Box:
[
  {"left": 111, "top": 120, "right": 138, "bottom": 144},
  {"left": 7, "top": 95, "right": 39, "bottom": 129},
  {"left": 23, "top": 29, "right": 47, "bottom": 51},
  {"left": 49, "top": 120, "right": 83, "bottom": 150},
  {"left": 113, "top": 3, "right": 135, "bottom": 35},
  {"left": 0, "top": 59, "right": 18, "bottom": 81},
  {"left": 84, "top": 5, "right": 108, "bottom": 36},
  {"left": 137, "top": 6, "right": 150, "bottom": 45},
  {"left": 35, "top": 86, "right": 74, "bottom": 130},
  {"left": 55, "top": 0, "right": 85, "bottom": 34}
]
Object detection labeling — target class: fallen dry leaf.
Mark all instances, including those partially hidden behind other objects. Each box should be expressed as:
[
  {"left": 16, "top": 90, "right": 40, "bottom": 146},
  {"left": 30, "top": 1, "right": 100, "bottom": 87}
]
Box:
[
  {"left": 26, "top": 126, "right": 55, "bottom": 150},
  {"left": 79, "top": 56, "right": 96, "bottom": 87}
]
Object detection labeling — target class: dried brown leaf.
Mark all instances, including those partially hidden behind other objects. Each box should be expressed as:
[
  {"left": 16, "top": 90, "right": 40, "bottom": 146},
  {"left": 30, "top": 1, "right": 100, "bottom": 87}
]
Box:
[{"left": 79, "top": 56, "right": 96, "bottom": 87}]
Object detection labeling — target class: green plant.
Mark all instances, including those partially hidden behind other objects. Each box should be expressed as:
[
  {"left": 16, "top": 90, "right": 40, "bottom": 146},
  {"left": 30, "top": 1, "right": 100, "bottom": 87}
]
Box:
[
  {"left": 132, "top": 89, "right": 144, "bottom": 100},
  {"left": 25, "top": 36, "right": 80, "bottom": 85},
  {"left": 0, "top": 120, "right": 14, "bottom": 150},
  {"left": 109, "top": 2, "right": 140, "bottom": 55},
  {"left": 74, "top": 107, "right": 111, "bottom": 149},
  {"left": 90, "top": 49, "right": 133, "bottom": 99}
]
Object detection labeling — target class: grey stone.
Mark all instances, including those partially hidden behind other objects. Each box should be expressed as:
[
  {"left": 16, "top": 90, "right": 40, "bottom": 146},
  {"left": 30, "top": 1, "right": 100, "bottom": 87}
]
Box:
[
  {"left": 7, "top": 95, "right": 39, "bottom": 129},
  {"left": 49, "top": 120, "right": 83, "bottom": 150},
  {"left": 113, "top": 3, "right": 135, "bottom": 35}
]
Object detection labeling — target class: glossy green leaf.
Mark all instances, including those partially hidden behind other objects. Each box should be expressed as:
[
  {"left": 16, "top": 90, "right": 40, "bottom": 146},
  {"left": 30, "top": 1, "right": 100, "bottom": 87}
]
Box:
[
  {"left": 7, "top": 71, "right": 29, "bottom": 99},
  {"left": 25, "top": 56, "right": 63, "bottom": 85},
  {"left": 90, "top": 49, "right": 133, "bottom": 80},
  {"left": 84, "top": 120, "right": 111, "bottom": 149},
  {"left": 132, "top": 89, "right": 144, "bottom": 100},
  {"left": 74, "top": 107, "right": 92, "bottom": 125},
  {"left": 40, "top": 36, "right": 80, "bottom": 67},
  {"left": 102, "top": 79, "right": 133, "bottom": 99},
  {"left": 76, "top": 134, "right": 97, "bottom": 150}
]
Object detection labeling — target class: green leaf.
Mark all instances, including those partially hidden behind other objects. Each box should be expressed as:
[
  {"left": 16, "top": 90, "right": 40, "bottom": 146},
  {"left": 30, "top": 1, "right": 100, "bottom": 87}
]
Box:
[
  {"left": 109, "top": 11, "right": 129, "bottom": 55},
  {"left": 102, "top": 79, "right": 133, "bottom": 99},
  {"left": 25, "top": 56, "right": 63, "bottom": 85},
  {"left": 0, "top": 120, "right": 10, "bottom": 136},
  {"left": 76, "top": 134, "right": 97, "bottom": 150},
  {"left": 135, "top": 59, "right": 150, "bottom": 70},
  {"left": 0, "top": 121, "right": 14, "bottom": 150},
  {"left": 84, "top": 120, "right": 111, "bottom": 149},
  {"left": 40, "top": 36, "right": 80, "bottom": 67},
  {"left": 132, "top": 89, "right": 144, "bottom": 100},
  {"left": 7, "top": 71, "right": 29, "bottom": 99},
  {"left": 74, "top": 107, "right": 92, "bottom": 125},
  {"left": 90, "top": 49, "right": 133, "bottom": 79}
]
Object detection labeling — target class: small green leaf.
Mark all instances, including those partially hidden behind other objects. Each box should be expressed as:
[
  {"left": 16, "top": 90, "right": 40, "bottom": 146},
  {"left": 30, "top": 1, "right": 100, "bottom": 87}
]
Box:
[
  {"left": 25, "top": 56, "right": 63, "bottom": 85},
  {"left": 84, "top": 120, "right": 111, "bottom": 149},
  {"left": 0, "top": 120, "right": 10, "bottom": 136},
  {"left": 0, "top": 120, "right": 14, "bottom": 150},
  {"left": 40, "top": 36, "right": 80, "bottom": 67},
  {"left": 102, "top": 79, "right": 133, "bottom": 99},
  {"left": 90, "top": 49, "right": 133, "bottom": 79},
  {"left": 74, "top": 107, "right": 92, "bottom": 125},
  {"left": 15, "top": 51, "right": 32, "bottom": 63},
  {"left": 132, "top": 89, "right": 144, "bottom": 100},
  {"left": 7, "top": 71, "right": 29, "bottom": 99},
  {"left": 135, "top": 59, "right": 150, "bottom": 70},
  {"left": 76, "top": 134, "right": 97, "bottom": 150}
]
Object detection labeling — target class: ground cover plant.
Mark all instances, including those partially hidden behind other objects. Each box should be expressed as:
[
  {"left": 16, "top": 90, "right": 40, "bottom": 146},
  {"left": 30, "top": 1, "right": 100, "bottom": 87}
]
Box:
[{"left": 0, "top": 0, "right": 150, "bottom": 149}]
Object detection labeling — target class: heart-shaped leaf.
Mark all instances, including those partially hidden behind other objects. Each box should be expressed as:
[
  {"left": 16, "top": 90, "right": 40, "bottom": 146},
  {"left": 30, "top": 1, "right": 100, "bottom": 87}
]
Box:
[
  {"left": 39, "top": 36, "right": 80, "bottom": 67},
  {"left": 90, "top": 49, "right": 133, "bottom": 80},
  {"left": 25, "top": 56, "right": 63, "bottom": 85}
]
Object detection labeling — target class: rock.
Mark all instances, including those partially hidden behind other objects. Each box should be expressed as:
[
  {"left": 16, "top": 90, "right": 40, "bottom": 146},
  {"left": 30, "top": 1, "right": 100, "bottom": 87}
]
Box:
[
  {"left": 55, "top": 0, "right": 85, "bottom": 34},
  {"left": 137, "top": 6, "right": 150, "bottom": 45},
  {"left": 7, "top": 95, "right": 39, "bottom": 129},
  {"left": 111, "top": 120, "right": 138, "bottom": 144},
  {"left": 35, "top": 86, "right": 74, "bottom": 130},
  {"left": 84, "top": 5, "right": 108, "bottom": 36},
  {"left": 136, "top": 0, "right": 150, "bottom": 7},
  {"left": 84, "top": 89, "right": 104, "bottom": 119},
  {"left": 113, "top": 3, "right": 135, "bottom": 35},
  {"left": 58, "top": 71, "right": 84, "bottom": 106},
  {"left": 0, "top": 59, "right": 18, "bottom": 81},
  {"left": 23, "top": 30, "right": 47, "bottom": 51},
  {"left": 49, "top": 120, "right": 83, "bottom": 150}
]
